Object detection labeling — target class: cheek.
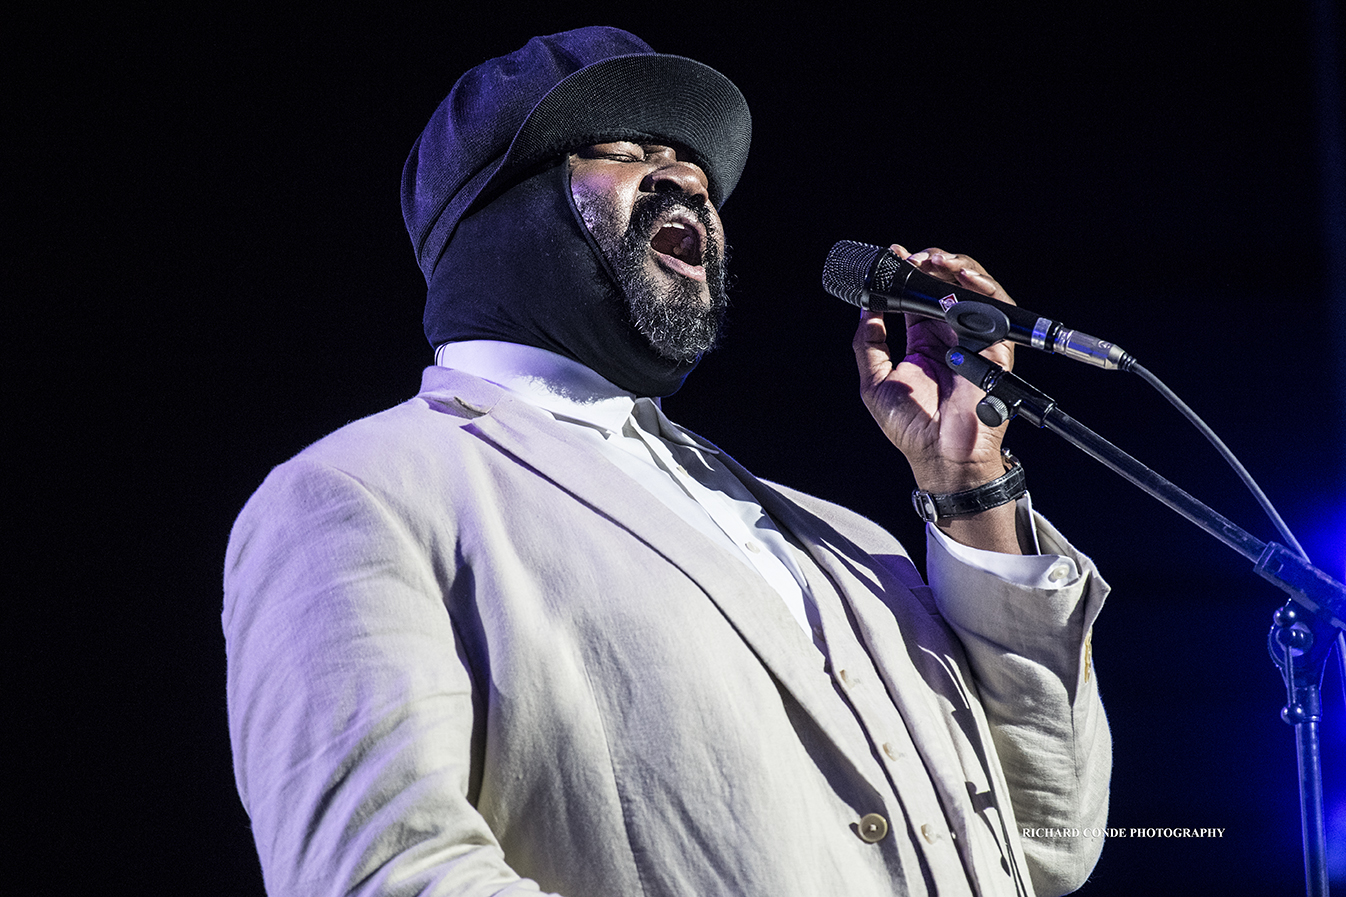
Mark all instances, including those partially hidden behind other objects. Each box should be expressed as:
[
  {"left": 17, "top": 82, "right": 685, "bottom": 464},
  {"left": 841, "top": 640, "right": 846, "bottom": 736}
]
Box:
[
  {"left": 571, "top": 189, "right": 629, "bottom": 248},
  {"left": 571, "top": 189, "right": 607, "bottom": 236},
  {"left": 571, "top": 166, "right": 641, "bottom": 233}
]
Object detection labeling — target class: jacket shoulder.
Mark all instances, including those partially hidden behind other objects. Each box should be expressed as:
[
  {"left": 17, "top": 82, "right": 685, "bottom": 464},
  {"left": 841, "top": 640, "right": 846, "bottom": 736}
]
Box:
[
  {"left": 231, "top": 369, "right": 513, "bottom": 535},
  {"left": 295, "top": 392, "right": 479, "bottom": 471},
  {"left": 269, "top": 367, "right": 506, "bottom": 475}
]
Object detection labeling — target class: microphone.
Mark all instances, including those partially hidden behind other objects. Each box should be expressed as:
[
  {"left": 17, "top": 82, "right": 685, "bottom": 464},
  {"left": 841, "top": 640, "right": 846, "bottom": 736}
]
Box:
[{"left": 822, "top": 240, "right": 1134, "bottom": 371}]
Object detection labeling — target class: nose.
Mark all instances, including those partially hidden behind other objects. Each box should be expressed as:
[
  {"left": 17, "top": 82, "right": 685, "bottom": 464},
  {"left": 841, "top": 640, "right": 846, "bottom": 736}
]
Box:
[{"left": 641, "top": 156, "right": 710, "bottom": 204}]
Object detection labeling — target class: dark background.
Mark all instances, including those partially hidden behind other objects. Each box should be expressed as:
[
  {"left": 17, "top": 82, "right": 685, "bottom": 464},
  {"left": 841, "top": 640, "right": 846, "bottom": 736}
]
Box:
[{"left": 14, "top": 2, "right": 1345, "bottom": 894}]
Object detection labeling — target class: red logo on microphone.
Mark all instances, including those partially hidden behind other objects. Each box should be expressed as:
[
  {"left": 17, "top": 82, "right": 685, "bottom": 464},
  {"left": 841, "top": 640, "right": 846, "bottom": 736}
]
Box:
[{"left": 939, "top": 293, "right": 959, "bottom": 312}]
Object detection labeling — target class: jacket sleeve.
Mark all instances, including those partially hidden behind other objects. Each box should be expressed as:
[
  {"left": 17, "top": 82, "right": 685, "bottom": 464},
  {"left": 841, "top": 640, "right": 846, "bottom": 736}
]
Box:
[
  {"left": 223, "top": 456, "right": 554, "bottom": 897},
  {"left": 925, "top": 509, "right": 1111, "bottom": 897}
]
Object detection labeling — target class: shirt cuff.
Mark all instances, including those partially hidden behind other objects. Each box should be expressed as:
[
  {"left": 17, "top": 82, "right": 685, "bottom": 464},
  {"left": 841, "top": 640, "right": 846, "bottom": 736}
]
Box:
[{"left": 926, "top": 494, "right": 1080, "bottom": 590}]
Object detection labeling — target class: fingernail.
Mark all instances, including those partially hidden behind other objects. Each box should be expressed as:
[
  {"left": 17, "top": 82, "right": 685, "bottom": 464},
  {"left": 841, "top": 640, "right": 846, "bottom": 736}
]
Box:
[{"left": 907, "top": 250, "right": 929, "bottom": 264}]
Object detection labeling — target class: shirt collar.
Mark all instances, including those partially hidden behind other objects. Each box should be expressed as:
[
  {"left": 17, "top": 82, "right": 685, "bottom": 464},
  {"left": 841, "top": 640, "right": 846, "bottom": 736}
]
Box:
[
  {"left": 434, "top": 341, "right": 711, "bottom": 452},
  {"left": 434, "top": 340, "right": 638, "bottom": 434}
]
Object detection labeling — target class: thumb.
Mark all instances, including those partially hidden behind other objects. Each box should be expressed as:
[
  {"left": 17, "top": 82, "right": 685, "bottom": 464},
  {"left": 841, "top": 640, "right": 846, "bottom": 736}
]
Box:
[{"left": 852, "top": 310, "right": 894, "bottom": 388}]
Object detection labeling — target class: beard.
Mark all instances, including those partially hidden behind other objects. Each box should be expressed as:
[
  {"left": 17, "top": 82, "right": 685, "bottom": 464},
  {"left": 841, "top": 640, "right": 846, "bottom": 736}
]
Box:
[{"left": 587, "top": 190, "right": 732, "bottom": 364}]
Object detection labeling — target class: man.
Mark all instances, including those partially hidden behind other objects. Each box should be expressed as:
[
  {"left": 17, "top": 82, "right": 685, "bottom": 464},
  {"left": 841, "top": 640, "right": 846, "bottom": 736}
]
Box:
[{"left": 224, "top": 26, "right": 1110, "bottom": 897}]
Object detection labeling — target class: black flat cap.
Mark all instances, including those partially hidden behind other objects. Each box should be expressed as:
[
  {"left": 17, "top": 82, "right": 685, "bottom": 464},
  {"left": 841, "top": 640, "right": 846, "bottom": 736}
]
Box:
[{"left": 402, "top": 26, "right": 752, "bottom": 282}]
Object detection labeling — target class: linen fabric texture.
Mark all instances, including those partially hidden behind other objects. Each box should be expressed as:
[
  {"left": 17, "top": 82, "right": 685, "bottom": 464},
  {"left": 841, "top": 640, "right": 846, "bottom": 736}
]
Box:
[{"left": 223, "top": 366, "right": 1111, "bottom": 897}]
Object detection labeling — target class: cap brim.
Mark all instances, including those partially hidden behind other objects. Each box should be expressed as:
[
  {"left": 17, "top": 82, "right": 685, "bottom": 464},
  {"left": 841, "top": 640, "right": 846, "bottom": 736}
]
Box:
[
  {"left": 419, "top": 51, "right": 751, "bottom": 281},
  {"left": 504, "top": 53, "right": 751, "bottom": 209}
]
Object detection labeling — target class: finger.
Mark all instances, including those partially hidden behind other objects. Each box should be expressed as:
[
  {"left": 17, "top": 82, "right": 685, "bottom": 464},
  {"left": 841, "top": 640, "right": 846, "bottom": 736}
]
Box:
[
  {"left": 887, "top": 243, "right": 911, "bottom": 259},
  {"left": 956, "top": 267, "right": 1014, "bottom": 305},
  {"left": 853, "top": 310, "right": 895, "bottom": 385},
  {"left": 912, "top": 248, "right": 1015, "bottom": 305},
  {"left": 901, "top": 248, "right": 959, "bottom": 286}
]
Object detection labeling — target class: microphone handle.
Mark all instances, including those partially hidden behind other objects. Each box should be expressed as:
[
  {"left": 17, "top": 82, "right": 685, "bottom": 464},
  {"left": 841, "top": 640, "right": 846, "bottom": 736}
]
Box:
[{"left": 876, "top": 252, "right": 1135, "bottom": 371}]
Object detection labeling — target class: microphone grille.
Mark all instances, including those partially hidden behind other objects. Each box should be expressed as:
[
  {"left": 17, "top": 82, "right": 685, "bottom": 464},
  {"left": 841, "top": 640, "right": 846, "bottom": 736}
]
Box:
[{"left": 822, "top": 240, "right": 889, "bottom": 307}]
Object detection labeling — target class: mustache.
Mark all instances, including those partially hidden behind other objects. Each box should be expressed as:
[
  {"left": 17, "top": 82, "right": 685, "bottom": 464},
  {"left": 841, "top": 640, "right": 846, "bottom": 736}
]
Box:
[{"left": 627, "top": 189, "right": 719, "bottom": 249}]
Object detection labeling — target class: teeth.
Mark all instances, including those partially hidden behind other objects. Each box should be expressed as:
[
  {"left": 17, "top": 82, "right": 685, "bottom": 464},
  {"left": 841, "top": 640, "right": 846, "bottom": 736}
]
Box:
[{"left": 650, "top": 216, "right": 704, "bottom": 266}]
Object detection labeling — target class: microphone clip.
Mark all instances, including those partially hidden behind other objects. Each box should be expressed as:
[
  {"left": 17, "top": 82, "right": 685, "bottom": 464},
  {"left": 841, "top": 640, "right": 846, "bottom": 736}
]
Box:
[
  {"left": 945, "top": 346, "right": 1059, "bottom": 428},
  {"left": 941, "top": 299, "right": 1012, "bottom": 353}
]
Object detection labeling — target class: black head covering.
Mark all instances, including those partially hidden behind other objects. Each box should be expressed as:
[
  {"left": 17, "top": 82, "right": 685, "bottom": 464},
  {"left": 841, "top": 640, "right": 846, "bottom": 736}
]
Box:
[
  {"left": 401, "top": 26, "right": 751, "bottom": 396},
  {"left": 426, "top": 158, "right": 708, "bottom": 396}
]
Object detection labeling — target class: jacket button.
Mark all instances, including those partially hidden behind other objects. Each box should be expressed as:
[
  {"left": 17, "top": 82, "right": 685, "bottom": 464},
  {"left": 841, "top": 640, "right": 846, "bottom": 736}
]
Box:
[{"left": 858, "top": 813, "right": 889, "bottom": 843}]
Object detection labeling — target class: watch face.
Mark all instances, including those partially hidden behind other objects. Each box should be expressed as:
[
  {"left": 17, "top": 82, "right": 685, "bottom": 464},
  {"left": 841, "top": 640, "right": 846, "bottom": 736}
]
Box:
[{"left": 912, "top": 491, "right": 940, "bottom": 523}]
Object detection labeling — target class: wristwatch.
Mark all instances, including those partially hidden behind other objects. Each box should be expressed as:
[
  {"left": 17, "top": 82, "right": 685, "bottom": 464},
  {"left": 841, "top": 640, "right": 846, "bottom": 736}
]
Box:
[{"left": 911, "top": 449, "right": 1026, "bottom": 523}]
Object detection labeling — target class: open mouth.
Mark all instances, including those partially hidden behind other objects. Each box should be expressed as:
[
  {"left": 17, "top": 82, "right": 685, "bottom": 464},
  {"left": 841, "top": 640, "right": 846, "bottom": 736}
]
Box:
[{"left": 648, "top": 213, "right": 707, "bottom": 279}]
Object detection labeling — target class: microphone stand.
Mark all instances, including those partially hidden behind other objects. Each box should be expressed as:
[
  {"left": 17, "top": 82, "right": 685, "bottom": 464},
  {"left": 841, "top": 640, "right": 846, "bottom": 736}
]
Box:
[{"left": 943, "top": 343, "right": 1346, "bottom": 897}]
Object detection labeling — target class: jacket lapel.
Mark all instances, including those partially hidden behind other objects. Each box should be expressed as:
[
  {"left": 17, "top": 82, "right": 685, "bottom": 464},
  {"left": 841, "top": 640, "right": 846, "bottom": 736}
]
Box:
[
  {"left": 422, "top": 366, "right": 1010, "bottom": 888},
  {"left": 419, "top": 368, "right": 896, "bottom": 799}
]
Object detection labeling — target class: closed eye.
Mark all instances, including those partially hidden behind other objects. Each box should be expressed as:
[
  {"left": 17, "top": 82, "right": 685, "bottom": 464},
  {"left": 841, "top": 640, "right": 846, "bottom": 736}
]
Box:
[{"left": 578, "top": 143, "right": 645, "bottom": 163}]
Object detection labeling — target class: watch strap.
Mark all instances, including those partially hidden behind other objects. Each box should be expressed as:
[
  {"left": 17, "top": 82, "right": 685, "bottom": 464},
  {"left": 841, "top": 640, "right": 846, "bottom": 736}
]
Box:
[{"left": 912, "top": 451, "right": 1026, "bottom": 523}]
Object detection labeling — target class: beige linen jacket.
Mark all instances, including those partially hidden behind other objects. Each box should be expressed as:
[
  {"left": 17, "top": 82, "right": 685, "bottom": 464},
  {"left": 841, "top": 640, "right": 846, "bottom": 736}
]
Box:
[{"left": 224, "top": 366, "right": 1110, "bottom": 897}]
